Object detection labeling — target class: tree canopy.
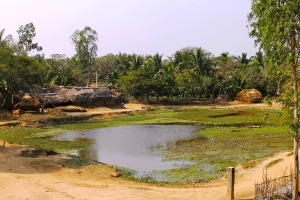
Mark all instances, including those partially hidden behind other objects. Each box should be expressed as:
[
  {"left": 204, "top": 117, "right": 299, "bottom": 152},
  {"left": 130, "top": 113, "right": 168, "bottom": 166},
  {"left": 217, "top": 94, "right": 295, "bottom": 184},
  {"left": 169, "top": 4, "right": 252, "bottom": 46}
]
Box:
[
  {"left": 17, "top": 22, "right": 42, "bottom": 55},
  {"left": 248, "top": 1, "right": 300, "bottom": 198},
  {"left": 70, "top": 26, "right": 98, "bottom": 85},
  {"left": 0, "top": 23, "right": 281, "bottom": 105}
]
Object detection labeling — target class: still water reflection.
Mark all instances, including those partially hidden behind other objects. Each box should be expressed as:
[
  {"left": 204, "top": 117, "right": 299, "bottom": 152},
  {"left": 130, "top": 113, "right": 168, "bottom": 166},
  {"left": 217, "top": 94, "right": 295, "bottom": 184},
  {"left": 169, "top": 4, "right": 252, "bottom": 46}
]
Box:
[{"left": 53, "top": 125, "right": 201, "bottom": 178}]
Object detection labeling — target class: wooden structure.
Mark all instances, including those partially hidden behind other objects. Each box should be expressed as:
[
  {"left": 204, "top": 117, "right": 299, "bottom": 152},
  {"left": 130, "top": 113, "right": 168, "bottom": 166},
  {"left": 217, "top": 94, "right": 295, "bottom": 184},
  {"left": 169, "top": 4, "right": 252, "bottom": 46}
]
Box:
[
  {"left": 227, "top": 167, "right": 235, "bottom": 200},
  {"left": 254, "top": 173, "right": 293, "bottom": 199}
]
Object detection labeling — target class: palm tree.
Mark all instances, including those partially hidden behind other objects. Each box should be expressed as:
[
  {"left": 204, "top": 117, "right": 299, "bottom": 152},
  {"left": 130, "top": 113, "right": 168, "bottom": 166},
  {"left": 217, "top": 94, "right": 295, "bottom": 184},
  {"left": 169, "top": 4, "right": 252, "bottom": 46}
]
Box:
[
  {"left": 213, "top": 52, "right": 236, "bottom": 97},
  {"left": 158, "top": 61, "right": 176, "bottom": 99},
  {"left": 191, "top": 47, "right": 213, "bottom": 76},
  {"left": 0, "top": 29, "right": 12, "bottom": 47},
  {"left": 128, "top": 54, "right": 144, "bottom": 70},
  {"left": 232, "top": 52, "right": 251, "bottom": 65},
  {"left": 152, "top": 53, "right": 163, "bottom": 73}
]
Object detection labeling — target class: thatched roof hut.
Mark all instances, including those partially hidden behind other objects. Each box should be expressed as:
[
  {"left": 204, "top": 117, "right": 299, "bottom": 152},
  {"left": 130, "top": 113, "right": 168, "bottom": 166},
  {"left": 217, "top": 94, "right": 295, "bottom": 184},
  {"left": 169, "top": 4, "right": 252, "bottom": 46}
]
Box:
[
  {"left": 236, "top": 89, "right": 263, "bottom": 103},
  {"left": 34, "top": 86, "right": 124, "bottom": 107}
]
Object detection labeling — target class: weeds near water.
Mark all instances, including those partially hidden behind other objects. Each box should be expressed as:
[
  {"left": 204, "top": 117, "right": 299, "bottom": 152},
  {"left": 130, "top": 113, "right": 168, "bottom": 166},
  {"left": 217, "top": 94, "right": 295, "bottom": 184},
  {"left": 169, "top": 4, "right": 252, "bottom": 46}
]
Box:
[
  {"left": 114, "top": 166, "right": 137, "bottom": 179},
  {"left": 0, "top": 128, "right": 91, "bottom": 152},
  {"left": 59, "top": 155, "right": 94, "bottom": 168}
]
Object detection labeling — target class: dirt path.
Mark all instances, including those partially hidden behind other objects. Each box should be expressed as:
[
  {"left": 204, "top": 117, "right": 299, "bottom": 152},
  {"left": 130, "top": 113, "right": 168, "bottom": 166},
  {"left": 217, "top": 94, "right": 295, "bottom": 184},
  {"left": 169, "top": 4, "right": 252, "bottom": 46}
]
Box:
[{"left": 0, "top": 102, "right": 290, "bottom": 200}]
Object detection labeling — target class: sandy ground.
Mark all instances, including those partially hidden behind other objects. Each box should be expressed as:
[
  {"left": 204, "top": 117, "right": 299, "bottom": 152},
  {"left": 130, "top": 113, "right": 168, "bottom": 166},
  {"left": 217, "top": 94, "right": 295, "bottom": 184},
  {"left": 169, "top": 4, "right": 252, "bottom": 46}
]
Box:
[{"left": 0, "top": 102, "right": 292, "bottom": 200}]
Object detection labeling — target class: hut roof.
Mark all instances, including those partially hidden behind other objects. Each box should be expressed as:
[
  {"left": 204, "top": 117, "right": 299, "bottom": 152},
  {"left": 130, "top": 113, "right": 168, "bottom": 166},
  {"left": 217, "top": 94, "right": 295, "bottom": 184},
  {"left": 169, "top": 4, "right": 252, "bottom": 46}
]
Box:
[{"left": 35, "top": 86, "right": 124, "bottom": 105}]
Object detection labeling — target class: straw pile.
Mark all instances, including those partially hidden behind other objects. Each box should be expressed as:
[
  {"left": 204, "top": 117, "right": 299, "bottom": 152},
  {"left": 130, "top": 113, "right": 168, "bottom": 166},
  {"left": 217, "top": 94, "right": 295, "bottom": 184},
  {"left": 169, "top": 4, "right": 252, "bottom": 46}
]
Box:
[
  {"left": 236, "top": 89, "right": 263, "bottom": 103},
  {"left": 14, "top": 95, "right": 41, "bottom": 112}
]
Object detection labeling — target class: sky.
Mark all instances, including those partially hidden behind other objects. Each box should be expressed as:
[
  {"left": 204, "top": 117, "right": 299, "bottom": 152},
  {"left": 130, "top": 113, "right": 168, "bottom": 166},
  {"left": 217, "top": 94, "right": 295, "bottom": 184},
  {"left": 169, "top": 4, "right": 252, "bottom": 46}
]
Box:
[{"left": 1, "top": 0, "right": 258, "bottom": 59}]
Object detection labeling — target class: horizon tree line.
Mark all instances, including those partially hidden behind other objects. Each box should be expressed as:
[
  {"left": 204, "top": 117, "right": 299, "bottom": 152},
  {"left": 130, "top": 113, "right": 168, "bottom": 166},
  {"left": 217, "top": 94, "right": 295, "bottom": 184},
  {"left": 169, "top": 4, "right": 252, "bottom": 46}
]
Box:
[{"left": 0, "top": 23, "right": 284, "bottom": 102}]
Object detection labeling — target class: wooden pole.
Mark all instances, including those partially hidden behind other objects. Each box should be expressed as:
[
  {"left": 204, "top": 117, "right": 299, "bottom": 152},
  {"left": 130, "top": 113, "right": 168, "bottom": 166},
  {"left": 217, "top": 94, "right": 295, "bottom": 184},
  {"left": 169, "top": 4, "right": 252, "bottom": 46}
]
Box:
[
  {"left": 11, "top": 94, "right": 14, "bottom": 114},
  {"left": 96, "top": 72, "right": 98, "bottom": 88},
  {"left": 227, "top": 167, "right": 235, "bottom": 200}
]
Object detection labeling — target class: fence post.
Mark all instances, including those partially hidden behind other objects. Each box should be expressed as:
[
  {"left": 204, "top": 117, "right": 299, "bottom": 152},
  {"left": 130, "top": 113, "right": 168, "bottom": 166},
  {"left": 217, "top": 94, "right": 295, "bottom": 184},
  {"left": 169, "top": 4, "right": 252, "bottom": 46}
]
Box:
[{"left": 227, "top": 167, "right": 235, "bottom": 200}]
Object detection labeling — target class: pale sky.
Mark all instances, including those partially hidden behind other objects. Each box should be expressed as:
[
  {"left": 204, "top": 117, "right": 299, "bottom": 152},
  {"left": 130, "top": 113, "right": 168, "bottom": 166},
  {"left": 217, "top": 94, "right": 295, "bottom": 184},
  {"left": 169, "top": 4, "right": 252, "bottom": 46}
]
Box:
[{"left": 1, "top": 0, "right": 258, "bottom": 58}]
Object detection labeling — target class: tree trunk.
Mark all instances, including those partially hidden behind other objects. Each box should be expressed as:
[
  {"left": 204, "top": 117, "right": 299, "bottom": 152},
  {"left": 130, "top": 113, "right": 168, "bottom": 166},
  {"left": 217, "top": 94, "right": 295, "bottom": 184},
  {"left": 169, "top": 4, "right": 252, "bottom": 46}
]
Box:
[
  {"left": 294, "top": 138, "right": 299, "bottom": 200},
  {"left": 292, "top": 65, "right": 299, "bottom": 200}
]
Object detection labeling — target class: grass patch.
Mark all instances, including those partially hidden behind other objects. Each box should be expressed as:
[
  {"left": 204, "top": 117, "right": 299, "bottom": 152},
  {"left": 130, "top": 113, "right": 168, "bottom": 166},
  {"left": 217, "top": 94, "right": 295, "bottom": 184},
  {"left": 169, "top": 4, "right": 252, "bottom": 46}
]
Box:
[
  {"left": 287, "top": 152, "right": 293, "bottom": 156},
  {"left": 241, "top": 159, "right": 264, "bottom": 169},
  {"left": 265, "top": 159, "right": 284, "bottom": 168},
  {"left": 25, "top": 128, "right": 68, "bottom": 139},
  {"left": 0, "top": 128, "right": 91, "bottom": 152},
  {"left": 59, "top": 155, "right": 94, "bottom": 168}
]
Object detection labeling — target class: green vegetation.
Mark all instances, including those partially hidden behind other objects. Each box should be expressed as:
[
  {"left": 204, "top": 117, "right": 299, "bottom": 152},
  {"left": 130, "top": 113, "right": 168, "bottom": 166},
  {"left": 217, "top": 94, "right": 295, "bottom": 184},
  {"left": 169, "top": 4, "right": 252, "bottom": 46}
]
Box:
[
  {"left": 265, "top": 159, "right": 283, "bottom": 169},
  {"left": 0, "top": 107, "right": 294, "bottom": 182},
  {"left": 59, "top": 155, "right": 95, "bottom": 168},
  {"left": 1, "top": 24, "right": 273, "bottom": 101},
  {"left": 0, "top": 128, "right": 91, "bottom": 152},
  {"left": 241, "top": 159, "right": 264, "bottom": 169},
  {"left": 249, "top": 1, "right": 300, "bottom": 197}
]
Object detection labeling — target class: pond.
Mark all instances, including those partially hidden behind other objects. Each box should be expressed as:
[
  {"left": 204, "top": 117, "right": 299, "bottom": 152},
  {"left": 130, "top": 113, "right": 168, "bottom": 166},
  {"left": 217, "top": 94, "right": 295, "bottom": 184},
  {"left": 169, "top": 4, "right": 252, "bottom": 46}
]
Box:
[{"left": 53, "top": 124, "right": 202, "bottom": 181}]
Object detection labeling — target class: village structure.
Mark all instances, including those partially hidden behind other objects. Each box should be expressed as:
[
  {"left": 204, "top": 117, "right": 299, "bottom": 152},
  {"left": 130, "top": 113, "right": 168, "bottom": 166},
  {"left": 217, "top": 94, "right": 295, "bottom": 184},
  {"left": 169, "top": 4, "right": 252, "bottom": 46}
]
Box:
[{"left": 0, "top": 86, "right": 124, "bottom": 114}]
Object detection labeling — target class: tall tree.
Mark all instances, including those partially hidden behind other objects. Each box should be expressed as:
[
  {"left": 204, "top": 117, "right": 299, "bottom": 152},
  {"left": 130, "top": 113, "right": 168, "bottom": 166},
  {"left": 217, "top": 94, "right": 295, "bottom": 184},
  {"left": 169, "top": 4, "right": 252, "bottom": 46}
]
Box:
[
  {"left": 158, "top": 61, "right": 176, "bottom": 99},
  {"left": 248, "top": 1, "right": 300, "bottom": 198},
  {"left": 70, "top": 26, "right": 98, "bottom": 85},
  {"left": 17, "top": 23, "right": 42, "bottom": 54},
  {"left": 213, "top": 52, "right": 235, "bottom": 97}
]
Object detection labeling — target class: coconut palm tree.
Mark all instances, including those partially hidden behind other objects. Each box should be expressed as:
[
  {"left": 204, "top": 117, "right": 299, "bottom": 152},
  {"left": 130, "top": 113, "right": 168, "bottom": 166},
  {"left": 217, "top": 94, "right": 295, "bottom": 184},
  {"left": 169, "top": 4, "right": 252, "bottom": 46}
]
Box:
[
  {"left": 232, "top": 52, "right": 251, "bottom": 65},
  {"left": 191, "top": 47, "right": 213, "bottom": 76},
  {"left": 128, "top": 54, "right": 144, "bottom": 71},
  {"left": 0, "top": 29, "right": 12, "bottom": 47}
]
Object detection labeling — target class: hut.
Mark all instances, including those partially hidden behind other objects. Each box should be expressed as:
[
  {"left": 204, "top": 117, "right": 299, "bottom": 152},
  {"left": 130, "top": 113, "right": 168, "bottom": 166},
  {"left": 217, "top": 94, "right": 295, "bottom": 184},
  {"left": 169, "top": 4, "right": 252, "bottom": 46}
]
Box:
[
  {"left": 34, "top": 86, "right": 124, "bottom": 108},
  {"left": 236, "top": 89, "right": 263, "bottom": 103}
]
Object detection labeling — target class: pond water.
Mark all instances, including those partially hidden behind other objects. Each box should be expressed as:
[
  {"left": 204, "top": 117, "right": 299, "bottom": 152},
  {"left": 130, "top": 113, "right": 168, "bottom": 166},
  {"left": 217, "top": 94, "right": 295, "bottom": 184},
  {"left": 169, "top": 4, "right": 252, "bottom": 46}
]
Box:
[{"left": 53, "top": 125, "right": 201, "bottom": 180}]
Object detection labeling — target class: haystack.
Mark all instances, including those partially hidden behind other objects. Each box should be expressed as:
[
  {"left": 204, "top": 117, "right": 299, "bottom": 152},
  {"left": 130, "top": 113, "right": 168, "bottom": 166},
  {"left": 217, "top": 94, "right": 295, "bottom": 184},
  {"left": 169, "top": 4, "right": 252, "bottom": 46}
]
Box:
[
  {"left": 14, "top": 95, "right": 41, "bottom": 112},
  {"left": 236, "top": 89, "right": 263, "bottom": 103}
]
